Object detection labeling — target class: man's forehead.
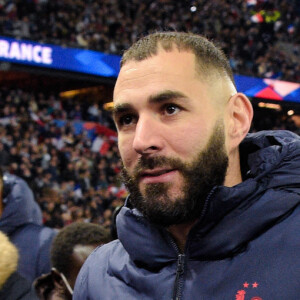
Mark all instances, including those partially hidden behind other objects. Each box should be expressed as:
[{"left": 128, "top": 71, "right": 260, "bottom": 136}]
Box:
[
  {"left": 119, "top": 48, "right": 196, "bottom": 75},
  {"left": 113, "top": 49, "right": 198, "bottom": 100}
]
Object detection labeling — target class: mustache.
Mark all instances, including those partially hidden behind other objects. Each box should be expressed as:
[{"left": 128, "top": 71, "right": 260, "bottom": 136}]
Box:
[{"left": 122, "top": 156, "right": 186, "bottom": 181}]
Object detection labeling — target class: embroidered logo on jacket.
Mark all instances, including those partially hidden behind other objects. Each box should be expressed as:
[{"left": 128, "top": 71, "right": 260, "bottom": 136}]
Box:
[{"left": 235, "top": 282, "right": 262, "bottom": 300}]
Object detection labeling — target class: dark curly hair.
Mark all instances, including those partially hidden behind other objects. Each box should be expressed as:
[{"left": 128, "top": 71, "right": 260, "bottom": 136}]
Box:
[{"left": 51, "top": 222, "right": 111, "bottom": 278}]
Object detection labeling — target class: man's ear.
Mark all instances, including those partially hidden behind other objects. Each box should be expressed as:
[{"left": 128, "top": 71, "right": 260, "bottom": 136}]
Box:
[
  {"left": 227, "top": 93, "right": 253, "bottom": 150},
  {"left": 51, "top": 267, "right": 73, "bottom": 298}
]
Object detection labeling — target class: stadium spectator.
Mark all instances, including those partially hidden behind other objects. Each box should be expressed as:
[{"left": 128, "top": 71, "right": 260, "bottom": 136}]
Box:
[
  {"left": 34, "top": 222, "right": 111, "bottom": 300},
  {"left": 0, "top": 231, "right": 38, "bottom": 300},
  {"left": 0, "top": 170, "right": 57, "bottom": 283}
]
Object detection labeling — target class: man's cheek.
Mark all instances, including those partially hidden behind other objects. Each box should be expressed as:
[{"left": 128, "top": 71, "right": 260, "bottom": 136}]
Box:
[{"left": 120, "top": 153, "right": 135, "bottom": 173}]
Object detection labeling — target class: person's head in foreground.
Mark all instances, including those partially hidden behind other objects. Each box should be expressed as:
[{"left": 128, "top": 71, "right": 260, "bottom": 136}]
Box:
[
  {"left": 34, "top": 222, "right": 111, "bottom": 300},
  {"left": 113, "top": 31, "right": 253, "bottom": 246}
]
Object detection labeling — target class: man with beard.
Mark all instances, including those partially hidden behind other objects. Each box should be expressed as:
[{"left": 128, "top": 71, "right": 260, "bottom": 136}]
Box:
[{"left": 73, "top": 32, "right": 300, "bottom": 299}]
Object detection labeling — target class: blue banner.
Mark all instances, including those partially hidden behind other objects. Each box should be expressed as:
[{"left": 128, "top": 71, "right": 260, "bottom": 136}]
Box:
[
  {"left": 234, "top": 75, "right": 300, "bottom": 103},
  {"left": 0, "top": 36, "right": 120, "bottom": 78}
]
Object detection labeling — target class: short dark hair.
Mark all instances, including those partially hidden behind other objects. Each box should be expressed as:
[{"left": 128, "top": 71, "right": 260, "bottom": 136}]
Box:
[
  {"left": 121, "top": 31, "right": 235, "bottom": 87},
  {"left": 51, "top": 223, "right": 111, "bottom": 278}
]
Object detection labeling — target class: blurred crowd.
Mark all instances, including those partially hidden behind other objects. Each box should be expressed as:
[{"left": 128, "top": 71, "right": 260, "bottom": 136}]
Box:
[
  {"left": 0, "top": 0, "right": 299, "bottom": 82},
  {"left": 0, "top": 87, "right": 299, "bottom": 231},
  {"left": 0, "top": 87, "right": 125, "bottom": 231}
]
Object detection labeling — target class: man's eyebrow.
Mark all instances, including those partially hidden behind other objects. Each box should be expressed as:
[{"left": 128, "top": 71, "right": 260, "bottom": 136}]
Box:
[
  {"left": 149, "top": 90, "right": 187, "bottom": 104},
  {"left": 112, "top": 103, "right": 133, "bottom": 120}
]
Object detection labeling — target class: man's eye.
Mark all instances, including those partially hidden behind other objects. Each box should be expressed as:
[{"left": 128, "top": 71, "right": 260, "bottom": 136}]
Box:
[
  {"left": 164, "top": 104, "right": 180, "bottom": 115},
  {"left": 119, "top": 115, "right": 135, "bottom": 126}
]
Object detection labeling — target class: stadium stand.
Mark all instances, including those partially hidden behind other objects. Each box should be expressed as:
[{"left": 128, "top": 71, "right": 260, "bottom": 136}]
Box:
[
  {"left": 0, "top": 0, "right": 299, "bottom": 81},
  {"left": 0, "top": 87, "right": 125, "bottom": 230}
]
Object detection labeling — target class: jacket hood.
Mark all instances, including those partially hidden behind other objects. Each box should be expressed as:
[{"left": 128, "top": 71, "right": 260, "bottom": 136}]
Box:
[
  {"left": 117, "top": 130, "right": 300, "bottom": 268},
  {"left": 0, "top": 231, "right": 18, "bottom": 289},
  {"left": 0, "top": 174, "right": 42, "bottom": 235},
  {"left": 240, "top": 130, "right": 300, "bottom": 187}
]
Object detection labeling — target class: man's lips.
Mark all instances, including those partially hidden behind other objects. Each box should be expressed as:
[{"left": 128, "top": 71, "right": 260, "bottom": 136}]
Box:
[
  {"left": 139, "top": 169, "right": 177, "bottom": 184},
  {"left": 141, "top": 168, "right": 175, "bottom": 177}
]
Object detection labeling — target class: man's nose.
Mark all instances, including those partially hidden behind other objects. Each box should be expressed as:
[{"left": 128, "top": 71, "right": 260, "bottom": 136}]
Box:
[{"left": 132, "top": 115, "right": 163, "bottom": 155}]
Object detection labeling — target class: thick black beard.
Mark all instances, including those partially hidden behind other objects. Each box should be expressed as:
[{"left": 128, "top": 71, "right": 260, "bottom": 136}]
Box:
[{"left": 121, "top": 120, "right": 228, "bottom": 227}]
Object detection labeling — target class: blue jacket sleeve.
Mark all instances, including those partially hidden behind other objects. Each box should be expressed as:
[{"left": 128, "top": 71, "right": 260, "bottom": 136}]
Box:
[{"left": 73, "top": 258, "right": 90, "bottom": 300}]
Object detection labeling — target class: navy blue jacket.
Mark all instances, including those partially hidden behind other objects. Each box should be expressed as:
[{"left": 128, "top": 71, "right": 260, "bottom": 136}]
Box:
[
  {"left": 0, "top": 174, "right": 57, "bottom": 283},
  {"left": 74, "top": 131, "right": 300, "bottom": 300}
]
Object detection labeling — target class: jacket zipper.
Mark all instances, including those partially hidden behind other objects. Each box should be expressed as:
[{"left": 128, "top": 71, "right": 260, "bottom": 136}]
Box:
[
  {"left": 172, "top": 254, "right": 185, "bottom": 300},
  {"left": 169, "top": 187, "right": 217, "bottom": 300},
  {"left": 166, "top": 234, "right": 185, "bottom": 300}
]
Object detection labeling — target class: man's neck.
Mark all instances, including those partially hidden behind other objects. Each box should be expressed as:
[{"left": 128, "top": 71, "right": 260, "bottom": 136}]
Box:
[
  {"left": 224, "top": 149, "right": 243, "bottom": 187},
  {"left": 167, "top": 220, "right": 198, "bottom": 253}
]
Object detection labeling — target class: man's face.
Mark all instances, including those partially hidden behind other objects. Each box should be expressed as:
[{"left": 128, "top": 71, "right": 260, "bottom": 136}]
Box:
[{"left": 113, "top": 49, "right": 229, "bottom": 226}]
